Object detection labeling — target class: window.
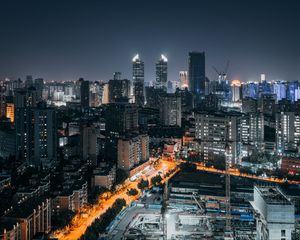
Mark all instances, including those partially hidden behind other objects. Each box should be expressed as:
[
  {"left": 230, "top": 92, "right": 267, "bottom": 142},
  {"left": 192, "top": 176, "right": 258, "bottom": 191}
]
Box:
[{"left": 281, "top": 230, "right": 286, "bottom": 237}]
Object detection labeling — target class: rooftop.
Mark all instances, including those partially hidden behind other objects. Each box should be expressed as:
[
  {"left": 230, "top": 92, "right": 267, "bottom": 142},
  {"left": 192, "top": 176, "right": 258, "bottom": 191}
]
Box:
[{"left": 256, "top": 186, "right": 292, "bottom": 205}]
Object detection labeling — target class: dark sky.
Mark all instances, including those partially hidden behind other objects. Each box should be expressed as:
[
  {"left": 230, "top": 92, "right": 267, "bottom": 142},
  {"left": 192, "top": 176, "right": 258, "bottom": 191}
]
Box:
[{"left": 0, "top": 0, "right": 300, "bottom": 82}]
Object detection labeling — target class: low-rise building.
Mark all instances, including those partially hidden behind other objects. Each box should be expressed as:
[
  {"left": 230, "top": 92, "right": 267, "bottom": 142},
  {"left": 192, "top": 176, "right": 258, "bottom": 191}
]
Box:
[{"left": 250, "top": 186, "right": 295, "bottom": 240}]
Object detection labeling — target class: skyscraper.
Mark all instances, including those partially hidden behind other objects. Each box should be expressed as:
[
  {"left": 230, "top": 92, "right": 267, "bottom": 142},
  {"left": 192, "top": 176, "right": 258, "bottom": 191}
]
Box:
[
  {"left": 108, "top": 78, "right": 130, "bottom": 103},
  {"left": 33, "top": 105, "right": 57, "bottom": 168},
  {"left": 155, "top": 54, "right": 168, "bottom": 91},
  {"left": 105, "top": 103, "right": 138, "bottom": 161},
  {"left": 80, "top": 78, "right": 90, "bottom": 109},
  {"left": 179, "top": 71, "right": 188, "bottom": 89},
  {"left": 132, "top": 54, "right": 145, "bottom": 106},
  {"left": 15, "top": 88, "right": 38, "bottom": 162},
  {"left": 159, "top": 93, "right": 182, "bottom": 127},
  {"left": 188, "top": 52, "right": 205, "bottom": 100},
  {"left": 231, "top": 79, "right": 241, "bottom": 102}
]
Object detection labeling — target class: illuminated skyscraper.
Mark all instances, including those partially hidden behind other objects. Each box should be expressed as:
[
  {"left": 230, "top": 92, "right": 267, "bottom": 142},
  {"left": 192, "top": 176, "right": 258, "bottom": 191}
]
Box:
[
  {"left": 155, "top": 54, "right": 168, "bottom": 91},
  {"left": 188, "top": 52, "right": 205, "bottom": 100},
  {"left": 179, "top": 71, "right": 188, "bottom": 89},
  {"left": 231, "top": 79, "right": 241, "bottom": 102},
  {"left": 132, "top": 54, "right": 145, "bottom": 106}
]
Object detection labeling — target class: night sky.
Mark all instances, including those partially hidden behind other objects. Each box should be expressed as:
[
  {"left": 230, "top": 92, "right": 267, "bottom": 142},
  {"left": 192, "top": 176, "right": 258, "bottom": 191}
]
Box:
[{"left": 0, "top": 0, "right": 300, "bottom": 82}]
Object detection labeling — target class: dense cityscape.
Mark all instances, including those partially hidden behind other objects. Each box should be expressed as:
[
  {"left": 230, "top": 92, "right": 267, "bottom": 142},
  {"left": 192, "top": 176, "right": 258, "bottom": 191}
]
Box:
[{"left": 1, "top": 1, "right": 300, "bottom": 240}]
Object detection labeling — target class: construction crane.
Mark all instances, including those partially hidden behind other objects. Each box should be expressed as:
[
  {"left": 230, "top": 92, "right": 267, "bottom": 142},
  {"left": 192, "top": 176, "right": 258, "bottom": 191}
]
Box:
[
  {"left": 196, "top": 123, "right": 233, "bottom": 237},
  {"left": 224, "top": 143, "right": 231, "bottom": 232},
  {"left": 192, "top": 192, "right": 205, "bottom": 213},
  {"left": 212, "top": 60, "right": 230, "bottom": 84}
]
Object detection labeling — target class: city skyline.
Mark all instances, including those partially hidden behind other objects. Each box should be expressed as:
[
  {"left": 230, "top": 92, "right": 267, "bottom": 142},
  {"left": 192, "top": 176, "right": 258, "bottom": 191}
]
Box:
[{"left": 0, "top": 0, "right": 300, "bottom": 82}]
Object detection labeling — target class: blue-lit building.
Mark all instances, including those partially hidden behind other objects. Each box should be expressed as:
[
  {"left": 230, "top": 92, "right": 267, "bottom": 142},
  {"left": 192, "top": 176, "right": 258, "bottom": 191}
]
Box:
[
  {"left": 188, "top": 52, "right": 205, "bottom": 101},
  {"left": 287, "top": 80, "right": 299, "bottom": 102},
  {"left": 273, "top": 81, "right": 287, "bottom": 102},
  {"left": 242, "top": 82, "right": 259, "bottom": 99}
]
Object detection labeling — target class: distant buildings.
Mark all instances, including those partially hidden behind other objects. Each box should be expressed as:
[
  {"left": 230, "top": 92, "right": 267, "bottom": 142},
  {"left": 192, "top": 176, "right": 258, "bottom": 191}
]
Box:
[
  {"left": 108, "top": 78, "right": 130, "bottom": 103},
  {"left": 159, "top": 93, "right": 182, "bottom": 127},
  {"left": 251, "top": 186, "right": 295, "bottom": 240},
  {"left": 231, "top": 79, "right": 241, "bottom": 102},
  {"left": 132, "top": 54, "right": 145, "bottom": 106},
  {"left": 179, "top": 71, "right": 188, "bottom": 89},
  {"left": 80, "top": 78, "right": 90, "bottom": 109},
  {"left": 155, "top": 54, "right": 168, "bottom": 91}
]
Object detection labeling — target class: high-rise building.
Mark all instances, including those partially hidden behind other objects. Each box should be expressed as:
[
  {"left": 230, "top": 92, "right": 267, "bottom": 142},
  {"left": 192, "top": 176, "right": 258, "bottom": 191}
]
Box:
[
  {"left": 25, "top": 75, "right": 34, "bottom": 88},
  {"left": 145, "top": 86, "right": 165, "bottom": 109},
  {"left": 108, "top": 79, "right": 130, "bottom": 103},
  {"left": 33, "top": 106, "right": 57, "bottom": 168},
  {"left": 105, "top": 103, "right": 138, "bottom": 161},
  {"left": 113, "top": 72, "right": 122, "bottom": 80},
  {"left": 15, "top": 88, "right": 38, "bottom": 162},
  {"left": 159, "top": 93, "right": 182, "bottom": 127},
  {"left": 195, "top": 111, "right": 242, "bottom": 165},
  {"left": 34, "top": 78, "right": 44, "bottom": 101},
  {"left": 251, "top": 186, "right": 295, "bottom": 240},
  {"left": 273, "top": 81, "right": 287, "bottom": 102},
  {"left": 242, "top": 97, "right": 258, "bottom": 113},
  {"left": 132, "top": 54, "right": 145, "bottom": 106},
  {"left": 80, "top": 123, "right": 98, "bottom": 165},
  {"left": 80, "top": 79, "right": 90, "bottom": 108},
  {"left": 259, "top": 94, "right": 276, "bottom": 116},
  {"left": 242, "top": 82, "right": 259, "bottom": 99},
  {"left": 241, "top": 113, "right": 264, "bottom": 149},
  {"left": 231, "top": 79, "right": 241, "bottom": 102},
  {"left": 188, "top": 52, "right": 205, "bottom": 100},
  {"left": 155, "top": 54, "right": 168, "bottom": 91},
  {"left": 179, "top": 71, "right": 188, "bottom": 89},
  {"left": 117, "top": 134, "right": 149, "bottom": 171},
  {"left": 276, "top": 112, "right": 300, "bottom": 153}
]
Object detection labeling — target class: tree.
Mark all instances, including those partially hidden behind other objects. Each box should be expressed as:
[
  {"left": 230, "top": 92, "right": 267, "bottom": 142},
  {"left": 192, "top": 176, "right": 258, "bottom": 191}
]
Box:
[
  {"left": 127, "top": 188, "right": 138, "bottom": 196},
  {"left": 137, "top": 179, "right": 149, "bottom": 190},
  {"left": 179, "top": 162, "right": 197, "bottom": 172},
  {"left": 151, "top": 175, "right": 162, "bottom": 186},
  {"left": 116, "top": 168, "right": 128, "bottom": 185}
]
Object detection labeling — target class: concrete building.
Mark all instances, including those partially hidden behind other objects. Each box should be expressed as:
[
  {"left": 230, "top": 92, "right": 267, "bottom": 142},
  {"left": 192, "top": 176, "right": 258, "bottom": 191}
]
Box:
[
  {"left": 159, "top": 93, "right": 181, "bottom": 127},
  {"left": 92, "top": 165, "right": 116, "bottom": 190},
  {"left": 231, "top": 79, "right": 241, "bottom": 102},
  {"left": 80, "top": 123, "right": 98, "bottom": 165},
  {"left": 241, "top": 113, "right": 264, "bottom": 149},
  {"left": 117, "top": 134, "right": 149, "bottom": 171},
  {"left": 33, "top": 107, "right": 57, "bottom": 168},
  {"left": 0, "top": 122, "right": 15, "bottom": 159},
  {"left": 52, "top": 181, "right": 88, "bottom": 212},
  {"left": 195, "top": 111, "right": 242, "bottom": 165},
  {"left": 276, "top": 112, "right": 300, "bottom": 153},
  {"left": 0, "top": 198, "right": 51, "bottom": 240},
  {"left": 251, "top": 186, "right": 295, "bottom": 240},
  {"left": 108, "top": 79, "right": 130, "bottom": 103}
]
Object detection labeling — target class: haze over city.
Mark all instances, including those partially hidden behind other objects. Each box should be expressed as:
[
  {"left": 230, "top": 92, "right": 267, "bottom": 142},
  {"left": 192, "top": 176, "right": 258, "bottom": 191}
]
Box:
[
  {"left": 0, "top": 0, "right": 300, "bottom": 81},
  {"left": 2, "top": 1, "right": 300, "bottom": 240}
]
